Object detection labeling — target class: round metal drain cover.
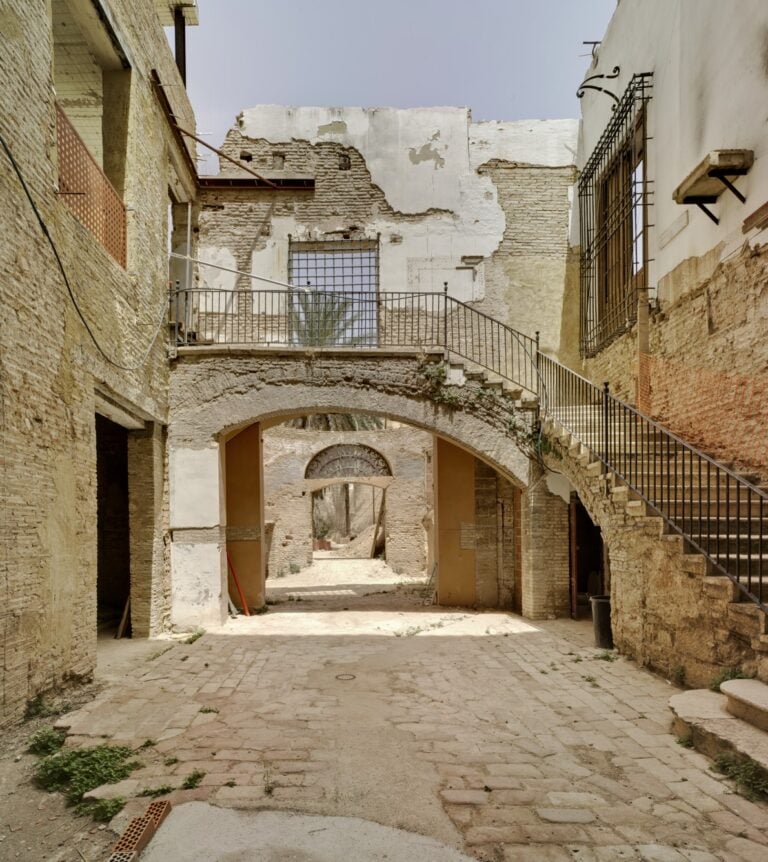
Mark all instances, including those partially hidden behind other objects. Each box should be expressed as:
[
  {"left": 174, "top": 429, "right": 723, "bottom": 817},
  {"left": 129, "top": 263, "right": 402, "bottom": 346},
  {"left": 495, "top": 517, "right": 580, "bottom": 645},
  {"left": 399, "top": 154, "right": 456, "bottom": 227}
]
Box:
[{"left": 335, "top": 673, "right": 356, "bottom": 681}]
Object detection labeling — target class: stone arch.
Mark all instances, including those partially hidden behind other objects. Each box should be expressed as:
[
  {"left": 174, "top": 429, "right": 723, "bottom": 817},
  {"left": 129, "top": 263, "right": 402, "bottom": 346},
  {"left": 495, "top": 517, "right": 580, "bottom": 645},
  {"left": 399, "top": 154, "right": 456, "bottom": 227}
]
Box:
[
  {"left": 168, "top": 350, "right": 530, "bottom": 488},
  {"left": 167, "top": 349, "right": 534, "bottom": 627},
  {"left": 305, "top": 443, "right": 392, "bottom": 480}
]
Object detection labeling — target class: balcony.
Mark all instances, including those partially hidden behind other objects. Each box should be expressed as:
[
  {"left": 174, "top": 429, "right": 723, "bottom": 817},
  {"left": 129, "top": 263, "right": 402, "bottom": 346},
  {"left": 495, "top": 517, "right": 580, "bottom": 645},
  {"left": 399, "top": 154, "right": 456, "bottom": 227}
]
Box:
[{"left": 55, "top": 104, "right": 127, "bottom": 267}]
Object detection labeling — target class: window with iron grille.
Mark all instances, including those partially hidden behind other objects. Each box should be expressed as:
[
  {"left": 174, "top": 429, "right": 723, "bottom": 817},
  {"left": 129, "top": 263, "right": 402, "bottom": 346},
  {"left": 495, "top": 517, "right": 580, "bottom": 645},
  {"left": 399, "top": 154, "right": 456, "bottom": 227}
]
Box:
[
  {"left": 579, "top": 74, "right": 652, "bottom": 357},
  {"left": 287, "top": 236, "right": 380, "bottom": 346}
]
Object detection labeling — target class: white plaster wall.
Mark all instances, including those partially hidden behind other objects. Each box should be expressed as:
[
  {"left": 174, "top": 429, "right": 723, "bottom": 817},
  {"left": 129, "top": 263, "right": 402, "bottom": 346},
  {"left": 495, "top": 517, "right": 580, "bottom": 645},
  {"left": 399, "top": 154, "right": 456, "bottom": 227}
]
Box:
[
  {"left": 170, "top": 542, "right": 227, "bottom": 628},
  {"left": 575, "top": 0, "right": 768, "bottom": 299},
  {"left": 169, "top": 447, "right": 221, "bottom": 528},
  {"left": 237, "top": 106, "right": 577, "bottom": 308}
]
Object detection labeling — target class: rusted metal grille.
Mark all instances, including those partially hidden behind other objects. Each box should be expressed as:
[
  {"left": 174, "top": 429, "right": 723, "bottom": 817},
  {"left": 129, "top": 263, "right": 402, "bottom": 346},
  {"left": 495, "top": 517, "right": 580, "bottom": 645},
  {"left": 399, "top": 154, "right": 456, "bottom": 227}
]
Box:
[
  {"left": 579, "top": 73, "right": 652, "bottom": 357},
  {"left": 55, "top": 104, "right": 127, "bottom": 267}
]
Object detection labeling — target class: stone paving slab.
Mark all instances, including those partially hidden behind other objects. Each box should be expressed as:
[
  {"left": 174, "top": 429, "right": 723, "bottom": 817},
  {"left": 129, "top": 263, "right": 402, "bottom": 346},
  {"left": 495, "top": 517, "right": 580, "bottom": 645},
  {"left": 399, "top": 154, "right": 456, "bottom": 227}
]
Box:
[{"left": 58, "top": 583, "right": 768, "bottom": 861}]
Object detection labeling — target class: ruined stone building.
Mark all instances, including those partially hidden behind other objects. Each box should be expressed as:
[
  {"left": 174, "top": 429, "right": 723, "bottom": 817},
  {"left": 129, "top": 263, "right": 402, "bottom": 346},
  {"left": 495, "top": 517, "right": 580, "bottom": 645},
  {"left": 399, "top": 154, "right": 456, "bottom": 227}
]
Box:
[
  {"left": 2, "top": 0, "right": 768, "bottom": 728},
  {"left": 0, "top": 0, "right": 198, "bottom": 722}
]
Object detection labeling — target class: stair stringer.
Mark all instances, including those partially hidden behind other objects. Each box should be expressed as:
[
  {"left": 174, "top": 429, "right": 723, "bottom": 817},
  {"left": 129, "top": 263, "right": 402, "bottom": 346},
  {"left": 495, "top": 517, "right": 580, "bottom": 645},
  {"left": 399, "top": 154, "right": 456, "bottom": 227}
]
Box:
[{"left": 542, "top": 423, "right": 766, "bottom": 689}]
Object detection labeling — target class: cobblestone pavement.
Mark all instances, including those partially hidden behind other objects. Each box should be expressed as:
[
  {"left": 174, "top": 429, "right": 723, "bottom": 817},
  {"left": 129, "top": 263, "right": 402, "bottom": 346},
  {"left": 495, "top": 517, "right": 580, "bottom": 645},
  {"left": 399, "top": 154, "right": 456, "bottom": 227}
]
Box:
[{"left": 56, "top": 565, "right": 768, "bottom": 862}]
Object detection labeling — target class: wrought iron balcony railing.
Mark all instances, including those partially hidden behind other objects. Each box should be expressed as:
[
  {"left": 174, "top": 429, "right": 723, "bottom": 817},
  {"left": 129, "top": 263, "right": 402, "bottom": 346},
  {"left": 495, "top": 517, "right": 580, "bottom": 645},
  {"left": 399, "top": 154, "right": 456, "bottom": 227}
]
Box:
[
  {"left": 170, "top": 286, "right": 540, "bottom": 396},
  {"left": 55, "top": 104, "right": 127, "bottom": 267}
]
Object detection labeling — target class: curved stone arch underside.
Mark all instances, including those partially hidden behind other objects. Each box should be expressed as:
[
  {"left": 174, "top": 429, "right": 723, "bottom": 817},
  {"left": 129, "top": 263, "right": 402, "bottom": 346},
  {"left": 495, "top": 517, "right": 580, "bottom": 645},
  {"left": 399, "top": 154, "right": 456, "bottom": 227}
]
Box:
[
  {"left": 305, "top": 443, "right": 392, "bottom": 480},
  {"left": 169, "top": 352, "right": 531, "bottom": 488}
]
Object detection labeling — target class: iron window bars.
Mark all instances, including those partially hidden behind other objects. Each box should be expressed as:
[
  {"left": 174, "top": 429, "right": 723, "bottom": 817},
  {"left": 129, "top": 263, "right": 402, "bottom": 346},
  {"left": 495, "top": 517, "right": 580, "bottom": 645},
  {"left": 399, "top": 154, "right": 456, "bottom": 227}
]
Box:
[
  {"left": 579, "top": 73, "right": 653, "bottom": 357},
  {"left": 288, "top": 236, "right": 380, "bottom": 346}
]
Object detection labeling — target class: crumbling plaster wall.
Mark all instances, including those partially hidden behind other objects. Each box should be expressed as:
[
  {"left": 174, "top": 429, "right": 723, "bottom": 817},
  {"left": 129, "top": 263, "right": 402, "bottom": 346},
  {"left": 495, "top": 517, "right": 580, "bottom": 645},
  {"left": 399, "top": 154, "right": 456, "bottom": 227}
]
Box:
[
  {"left": 573, "top": 0, "right": 768, "bottom": 476},
  {"left": 0, "top": 0, "right": 195, "bottom": 724},
  {"left": 262, "top": 427, "right": 430, "bottom": 578},
  {"left": 197, "top": 107, "right": 577, "bottom": 355}
]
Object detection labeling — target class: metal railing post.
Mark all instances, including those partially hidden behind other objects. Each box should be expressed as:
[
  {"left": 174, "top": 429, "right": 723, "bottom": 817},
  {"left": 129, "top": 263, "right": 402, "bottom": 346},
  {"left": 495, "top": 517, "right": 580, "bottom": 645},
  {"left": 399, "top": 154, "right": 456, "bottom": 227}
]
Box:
[
  {"left": 603, "top": 381, "right": 610, "bottom": 490},
  {"left": 443, "top": 282, "right": 448, "bottom": 354}
]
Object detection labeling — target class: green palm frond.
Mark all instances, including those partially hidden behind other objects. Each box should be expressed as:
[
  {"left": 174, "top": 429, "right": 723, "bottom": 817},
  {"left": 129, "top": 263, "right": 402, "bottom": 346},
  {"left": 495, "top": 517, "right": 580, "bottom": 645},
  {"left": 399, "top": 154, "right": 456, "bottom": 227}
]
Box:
[{"left": 289, "top": 289, "right": 362, "bottom": 347}]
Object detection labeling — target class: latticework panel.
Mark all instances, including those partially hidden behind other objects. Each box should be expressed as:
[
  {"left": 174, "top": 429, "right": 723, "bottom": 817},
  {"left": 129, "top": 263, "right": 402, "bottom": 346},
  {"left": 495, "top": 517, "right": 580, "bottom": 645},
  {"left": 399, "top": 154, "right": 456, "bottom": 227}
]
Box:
[{"left": 56, "top": 104, "right": 127, "bottom": 267}]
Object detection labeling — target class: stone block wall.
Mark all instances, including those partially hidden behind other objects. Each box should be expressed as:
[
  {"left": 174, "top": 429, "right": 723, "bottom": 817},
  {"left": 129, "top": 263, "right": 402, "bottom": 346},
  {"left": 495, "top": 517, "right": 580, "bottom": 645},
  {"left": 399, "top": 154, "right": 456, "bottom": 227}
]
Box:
[
  {"left": 545, "top": 446, "right": 759, "bottom": 688},
  {"left": 0, "top": 0, "right": 195, "bottom": 724},
  {"left": 263, "top": 426, "right": 430, "bottom": 579}
]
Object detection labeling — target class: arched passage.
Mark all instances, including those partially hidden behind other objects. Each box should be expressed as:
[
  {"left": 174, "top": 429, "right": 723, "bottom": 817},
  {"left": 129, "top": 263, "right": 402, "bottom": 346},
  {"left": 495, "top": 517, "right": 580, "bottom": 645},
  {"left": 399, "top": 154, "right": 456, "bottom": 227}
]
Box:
[
  {"left": 167, "top": 349, "right": 539, "bottom": 627},
  {"left": 305, "top": 443, "right": 392, "bottom": 481}
]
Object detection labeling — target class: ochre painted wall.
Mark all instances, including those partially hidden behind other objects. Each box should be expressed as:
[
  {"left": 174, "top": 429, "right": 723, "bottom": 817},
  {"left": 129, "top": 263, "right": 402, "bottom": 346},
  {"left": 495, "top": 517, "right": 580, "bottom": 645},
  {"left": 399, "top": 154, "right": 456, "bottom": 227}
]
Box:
[
  {"left": 225, "top": 424, "right": 264, "bottom": 609},
  {"left": 434, "top": 438, "right": 476, "bottom": 607}
]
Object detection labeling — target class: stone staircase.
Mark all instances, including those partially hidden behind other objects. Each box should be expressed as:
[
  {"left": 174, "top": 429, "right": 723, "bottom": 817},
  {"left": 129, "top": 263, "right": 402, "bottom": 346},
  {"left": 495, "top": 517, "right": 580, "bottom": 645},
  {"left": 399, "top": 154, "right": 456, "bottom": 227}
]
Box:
[
  {"left": 670, "top": 678, "right": 768, "bottom": 782},
  {"left": 542, "top": 406, "right": 768, "bottom": 679},
  {"left": 446, "top": 360, "right": 539, "bottom": 412}
]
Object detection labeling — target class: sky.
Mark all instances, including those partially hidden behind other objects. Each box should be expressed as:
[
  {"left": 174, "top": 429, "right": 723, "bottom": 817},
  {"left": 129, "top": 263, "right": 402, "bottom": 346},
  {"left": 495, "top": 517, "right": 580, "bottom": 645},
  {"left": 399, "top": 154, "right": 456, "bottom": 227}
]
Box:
[{"left": 179, "top": 0, "right": 617, "bottom": 171}]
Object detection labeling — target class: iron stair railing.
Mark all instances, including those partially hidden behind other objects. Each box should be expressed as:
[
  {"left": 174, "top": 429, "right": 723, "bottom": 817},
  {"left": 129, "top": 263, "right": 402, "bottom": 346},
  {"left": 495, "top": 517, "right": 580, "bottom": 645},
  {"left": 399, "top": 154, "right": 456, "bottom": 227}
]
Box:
[
  {"left": 170, "top": 281, "right": 767, "bottom": 614},
  {"left": 538, "top": 354, "right": 768, "bottom": 614}
]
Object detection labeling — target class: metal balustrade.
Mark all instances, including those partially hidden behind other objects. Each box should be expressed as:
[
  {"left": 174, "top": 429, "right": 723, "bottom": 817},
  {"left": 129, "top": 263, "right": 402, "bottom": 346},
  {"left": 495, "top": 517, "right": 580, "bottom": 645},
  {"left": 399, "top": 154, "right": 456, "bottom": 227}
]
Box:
[
  {"left": 539, "top": 354, "right": 768, "bottom": 612},
  {"left": 170, "top": 286, "right": 539, "bottom": 396}
]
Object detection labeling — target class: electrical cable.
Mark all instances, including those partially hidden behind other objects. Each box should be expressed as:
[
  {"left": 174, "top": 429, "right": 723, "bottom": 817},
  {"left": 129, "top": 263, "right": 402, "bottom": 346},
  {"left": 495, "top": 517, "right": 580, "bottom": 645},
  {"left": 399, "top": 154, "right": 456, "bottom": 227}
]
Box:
[{"left": 1, "top": 129, "right": 171, "bottom": 372}]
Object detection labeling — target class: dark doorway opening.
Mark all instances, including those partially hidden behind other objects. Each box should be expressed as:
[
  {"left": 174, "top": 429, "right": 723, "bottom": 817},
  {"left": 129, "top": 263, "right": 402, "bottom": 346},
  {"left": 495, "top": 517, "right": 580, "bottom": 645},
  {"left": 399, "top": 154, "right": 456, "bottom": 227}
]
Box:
[
  {"left": 569, "top": 494, "right": 604, "bottom": 619},
  {"left": 96, "top": 414, "right": 131, "bottom": 635}
]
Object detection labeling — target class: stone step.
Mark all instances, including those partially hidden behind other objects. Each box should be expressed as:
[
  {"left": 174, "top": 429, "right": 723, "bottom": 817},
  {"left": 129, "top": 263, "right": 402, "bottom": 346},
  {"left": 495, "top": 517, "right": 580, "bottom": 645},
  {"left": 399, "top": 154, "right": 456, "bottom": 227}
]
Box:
[
  {"left": 721, "top": 679, "right": 768, "bottom": 733},
  {"left": 689, "top": 533, "right": 768, "bottom": 555},
  {"left": 728, "top": 602, "right": 768, "bottom": 636},
  {"left": 669, "top": 688, "right": 768, "bottom": 773}
]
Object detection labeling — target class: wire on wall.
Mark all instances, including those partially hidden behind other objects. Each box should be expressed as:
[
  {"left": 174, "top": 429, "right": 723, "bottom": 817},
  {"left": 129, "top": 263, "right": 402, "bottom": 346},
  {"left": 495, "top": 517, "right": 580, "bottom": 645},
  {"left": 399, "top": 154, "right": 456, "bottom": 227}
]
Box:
[{"left": 1, "top": 129, "right": 170, "bottom": 372}]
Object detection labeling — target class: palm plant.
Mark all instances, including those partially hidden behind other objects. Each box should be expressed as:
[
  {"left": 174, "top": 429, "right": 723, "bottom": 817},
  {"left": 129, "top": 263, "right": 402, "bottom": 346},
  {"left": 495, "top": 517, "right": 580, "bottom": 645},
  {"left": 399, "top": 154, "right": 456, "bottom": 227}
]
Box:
[
  {"left": 286, "top": 288, "right": 383, "bottom": 430},
  {"left": 288, "top": 289, "right": 363, "bottom": 347}
]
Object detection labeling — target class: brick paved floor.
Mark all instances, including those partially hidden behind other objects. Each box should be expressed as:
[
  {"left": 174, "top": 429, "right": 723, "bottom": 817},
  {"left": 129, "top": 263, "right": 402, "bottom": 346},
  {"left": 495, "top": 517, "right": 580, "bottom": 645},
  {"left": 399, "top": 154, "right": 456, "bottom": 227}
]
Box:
[{"left": 59, "top": 568, "right": 768, "bottom": 862}]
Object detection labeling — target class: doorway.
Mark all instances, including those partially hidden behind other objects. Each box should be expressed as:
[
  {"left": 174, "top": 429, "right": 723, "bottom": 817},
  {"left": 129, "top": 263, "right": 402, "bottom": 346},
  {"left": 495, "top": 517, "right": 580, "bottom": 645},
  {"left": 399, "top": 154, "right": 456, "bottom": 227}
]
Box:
[
  {"left": 95, "top": 414, "right": 131, "bottom": 635},
  {"left": 311, "top": 482, "right": 386, "bottom": 560},
  {"left": 569, "top": 493, "right": 604, "bottom": 619}
]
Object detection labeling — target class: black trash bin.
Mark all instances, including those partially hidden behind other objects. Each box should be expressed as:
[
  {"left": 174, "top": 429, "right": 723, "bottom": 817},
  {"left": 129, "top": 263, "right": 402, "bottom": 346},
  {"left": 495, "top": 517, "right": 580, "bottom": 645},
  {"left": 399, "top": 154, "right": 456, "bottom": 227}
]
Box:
[{"left": 590, "top": 594, "right": 613, "bottom": 649}]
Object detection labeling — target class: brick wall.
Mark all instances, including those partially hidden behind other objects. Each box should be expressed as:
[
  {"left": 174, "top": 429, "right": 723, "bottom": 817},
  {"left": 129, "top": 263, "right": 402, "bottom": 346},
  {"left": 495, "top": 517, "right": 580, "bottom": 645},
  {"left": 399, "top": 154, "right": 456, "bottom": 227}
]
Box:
[
  {"left": 520, "top": 465, "right": 570, "bottom": 619},
  {"left": 479, "top": 161, "right": 576, "bottom": 354},
  {"left": 582, "top": 243, "right": 768, "bottom": 478},
  {"left": 474, "top": 460, "right": 519, "bottom": 608},
  {"left": 0, "top": 0, "right": 195, "bottom": 724}
]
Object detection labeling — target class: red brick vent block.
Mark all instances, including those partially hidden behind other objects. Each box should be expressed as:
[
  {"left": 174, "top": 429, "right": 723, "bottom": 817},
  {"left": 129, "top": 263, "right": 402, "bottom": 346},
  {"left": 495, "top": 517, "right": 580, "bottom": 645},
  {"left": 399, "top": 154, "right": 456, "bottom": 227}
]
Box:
[
  {"left": 112, "top": 816, "right": 154, "bottom": 855},
  {"left": 108, "top": 800, "right": 173, "bottom": 860},
  {"left": 146, "top": 799, "right": 172, "bottom": 829}
]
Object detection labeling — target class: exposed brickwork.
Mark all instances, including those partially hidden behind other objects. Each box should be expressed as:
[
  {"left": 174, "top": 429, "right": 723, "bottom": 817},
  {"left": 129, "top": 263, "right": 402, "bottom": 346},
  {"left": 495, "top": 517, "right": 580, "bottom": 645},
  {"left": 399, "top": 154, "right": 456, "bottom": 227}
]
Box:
[
  {"left": 583, "top": 243, "right": 768, "bottom": 478},
  {"left": 520, "top": 465, "right": 570, "bottom": 619},
  {"left": 474, "top": 460, "right": 519, "bottom": 608},
  {"left": 128, "top": 423, "right": 168, "bottom": 637},
  {"left": 0, "top": 0, "right": 195, "bottom": 723},
  {"left": 479, "top": 162, "right": 577, "bottom": 354}
]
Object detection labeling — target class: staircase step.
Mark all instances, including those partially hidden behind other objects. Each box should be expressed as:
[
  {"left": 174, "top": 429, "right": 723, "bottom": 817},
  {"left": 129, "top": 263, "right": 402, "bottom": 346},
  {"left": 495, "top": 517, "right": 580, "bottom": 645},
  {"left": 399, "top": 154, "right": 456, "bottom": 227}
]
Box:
[
  {"left": 721, "top": 679, "right": 768, "bottom": 733},
  {"left": 517, "top": 398, "right": 540, "bottom": 412},
  {"left": 690, "top": 534, "right": 768, "bottom": 555},
  {"left": 728, "top": 602, "right": 768, "bottom": 636},
  {"left": 669, "top": 689, "right": 768, "bottom": 773},
  {"left": 682, "top": 554, "right": 711, "bottom": 576},
  {"left": 703, "top": 575, "right": 740, "bottom": 601}
]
